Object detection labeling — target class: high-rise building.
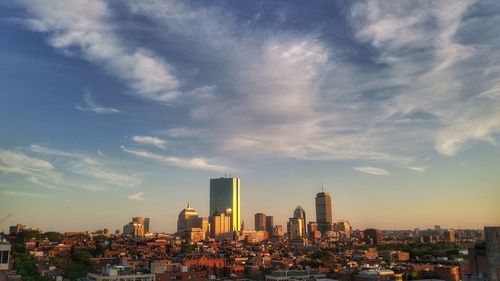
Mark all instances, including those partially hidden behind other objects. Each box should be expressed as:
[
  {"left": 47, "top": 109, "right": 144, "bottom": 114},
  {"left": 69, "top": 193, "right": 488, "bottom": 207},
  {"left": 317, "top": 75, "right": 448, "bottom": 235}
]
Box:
[
  {"left": 209, "top": 210, "right": 232, "bottom": 238},
  {"left": 255, "top": 213, "right": 266, "bottom": 231},
  {"left": 485, "top": 226, "right": 500, "bottom": 281},
  {"left": 287, "top": 218, "right": 304, "bottom": 239},
  {"left": 315, "top": 192, "right": 332, "bottom": 223},
  {"left": 315, "top": 191, "right": 334, "bottom": 233},
  {"left": 123, "top": 222, "right": 144, "bottom": 237},
  {"left": 144, "top": 218, "right": 150, "bottom": 233},
  {"left": 132, "top": 217, "right": 150, "bottom": 233},
  {"left": 293, "top": 206, "right": 307, "bottom": 236},
  {"left": 210, "top": 177, "right": 241, "bottom": 231},
  {"left": 265, "top": 216, "right": 274, "bottom": 234},
  {"left": 364, "top": 228, "right": 382, "bottom": 245},
  {"left": 177, "top": 203, "right": 199, "bottom": 232}
]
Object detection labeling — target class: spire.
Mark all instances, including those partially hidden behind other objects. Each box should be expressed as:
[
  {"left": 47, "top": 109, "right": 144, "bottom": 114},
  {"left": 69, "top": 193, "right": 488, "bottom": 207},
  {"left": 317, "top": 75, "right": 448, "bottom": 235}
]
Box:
[
  {"left": 321, "top": 184, "right": 324, "bottom": 192},
  {"left": 187, "top": 202, "right": 192, "bottom": 209}
]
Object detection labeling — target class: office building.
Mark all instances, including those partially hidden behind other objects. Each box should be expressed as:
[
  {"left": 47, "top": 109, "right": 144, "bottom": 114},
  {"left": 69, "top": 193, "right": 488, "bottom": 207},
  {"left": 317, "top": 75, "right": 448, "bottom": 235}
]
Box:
[
  {"left": 315, "top": 191, "right": 332, "bottom": 223},
  {"left": 266, "top": 216, "right": 274, "bottom": 234},
  {"left": 485, "top": 226, "right": 500, "bottom": 281},
  {"left": 287, "top": 218, "right": 304, "bottom": 239},
  {"left": 336, "top": 220, "right": 352, "bottom": 238},
  {"left": 132, "top": 217, "right": 150, "bottom": 234},
  {"left": 255, "top": 213, "right": 266, "bottom": 231},
  {"left": 210, "top": 177, "right": 241, "bottom": 231},
  {"left": 293, "top": 206, "right": 307, "bottom": 236},
  {"left": 177, "top": 203, "right": 199, "bottom": 232},
  {"left": 209, "top": 210, "right": 232, "bottom": 238},
  {"left": 123, "top": 222, "right": 144, "bottom": 237},
  {"left": 364, "top": 228, "right": 383, "bottom": 245}
]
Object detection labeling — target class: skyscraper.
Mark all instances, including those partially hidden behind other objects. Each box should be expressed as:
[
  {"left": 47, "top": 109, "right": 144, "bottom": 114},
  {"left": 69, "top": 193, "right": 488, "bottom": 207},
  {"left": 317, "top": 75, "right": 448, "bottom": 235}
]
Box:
[
  {"left": 210, "top": 177, "right": 241, "bottom": 231},
  {"left": 293, "top": 206, "right": 307, "bottom": 237},
  {"left": 255, "top": 213, "right": 266, "bottom": 231},
  {"left": 315, "top": 191, "right": 335, "bottom": 233},
  {"left": 315, "top": 192, "right": 332, "bottom": 224},
  {"left": 265, "top": 216, "right": 274, "bottom": 234}
]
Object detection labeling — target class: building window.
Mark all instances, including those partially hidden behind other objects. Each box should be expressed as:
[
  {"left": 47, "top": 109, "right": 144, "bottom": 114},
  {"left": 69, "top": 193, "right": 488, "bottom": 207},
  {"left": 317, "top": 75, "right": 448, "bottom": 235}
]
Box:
[{"left": 0, "top": 251, "right": 9, "bottom": 263}]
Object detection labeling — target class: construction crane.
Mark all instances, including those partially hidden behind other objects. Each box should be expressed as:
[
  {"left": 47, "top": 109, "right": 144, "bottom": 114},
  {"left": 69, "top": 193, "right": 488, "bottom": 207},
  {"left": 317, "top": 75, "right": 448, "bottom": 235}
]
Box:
[{"left": 0, "top": 214, "right": 11, "bottom": 225}]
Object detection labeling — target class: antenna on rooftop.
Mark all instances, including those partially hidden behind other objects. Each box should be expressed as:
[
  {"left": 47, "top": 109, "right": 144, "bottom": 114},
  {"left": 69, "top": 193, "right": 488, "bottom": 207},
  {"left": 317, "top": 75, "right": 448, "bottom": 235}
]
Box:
[{"left": 321, "top": 184, "right": 324, "bottom": 192}]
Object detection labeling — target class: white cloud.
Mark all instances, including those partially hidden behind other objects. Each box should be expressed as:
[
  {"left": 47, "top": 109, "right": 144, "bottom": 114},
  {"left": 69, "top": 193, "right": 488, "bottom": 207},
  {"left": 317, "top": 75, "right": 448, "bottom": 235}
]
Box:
[
  {"left": 0, "top": 149, "right": 61, "bottom": 183},
  {"left": 354, "top": 166, "right": 390, "bottom": 176},
  {"left": 128, "top": 192, "right": 146, "bottom": 201},
  {"left": 13, "top": 1, "right": 500, "bottom": 167},
  {"left": 76, "top": 91, "right": 120, "bottom": 114},
  {"left": 2, "top": 190, "right": 49, "bottom": 198},
  {"left": 131, "top": 135, "right": 168, "bottom": 149},
  {"left": 121, "top": 145, "right": 229, "bottom": 172},
  {"left": 15, "top": 0, "right": 181, "bottom": 101},
  {"left": 29, "top": 144, "right": 142, "bottom": 188}
]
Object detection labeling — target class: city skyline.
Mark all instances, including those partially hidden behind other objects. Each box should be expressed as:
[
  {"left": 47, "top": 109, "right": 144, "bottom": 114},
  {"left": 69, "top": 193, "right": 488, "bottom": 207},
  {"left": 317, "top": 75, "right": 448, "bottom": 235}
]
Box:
[{"left": 1, "top": 0, "right": 500, "bottom": 232}]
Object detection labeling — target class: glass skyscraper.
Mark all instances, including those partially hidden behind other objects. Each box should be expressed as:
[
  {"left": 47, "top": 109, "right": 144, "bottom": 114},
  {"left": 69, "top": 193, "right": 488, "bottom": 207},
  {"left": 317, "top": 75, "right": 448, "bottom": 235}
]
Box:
[{"left": 209, "top": 177, "right": 241, "bottom": 231}]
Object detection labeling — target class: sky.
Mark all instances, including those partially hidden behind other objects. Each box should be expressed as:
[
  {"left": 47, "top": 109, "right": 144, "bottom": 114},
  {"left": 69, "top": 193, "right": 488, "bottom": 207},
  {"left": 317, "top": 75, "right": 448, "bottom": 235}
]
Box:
[{"left": 1, "top": 0, "right": 499, "bottom": 233}]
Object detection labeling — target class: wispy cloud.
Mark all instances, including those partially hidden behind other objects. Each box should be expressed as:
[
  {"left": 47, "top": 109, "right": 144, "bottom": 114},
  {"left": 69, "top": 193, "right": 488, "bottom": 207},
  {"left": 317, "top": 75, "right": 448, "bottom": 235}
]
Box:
[
  {"left": 0, "top": 149, "right": 62, "bottom": 183},
  {"left": 75, "top": 91, "right": 120, "bottom": 114},
  {"left": 30, "top": 144, "right": 142, "bottom": 188},
  {"left": 354, "top": 166, "right": 390, "bottom": 176},
  {"left": 15, "top": 0, "right": 182, "bottom": 101},
  {"left": 121, "top": 145, "right": 229, "bottom": 172},
  {"left": 12, "top": 0, "right": 500, "bottom": 167},
  {"left": 131, "top": 135, "right": 167, "bottom": 149},
  {"left": 2, "top": 190, "right": 49, "bottom": 198},
  {"left": 128, "top": 192, "right": 146, "bottom": 201}
]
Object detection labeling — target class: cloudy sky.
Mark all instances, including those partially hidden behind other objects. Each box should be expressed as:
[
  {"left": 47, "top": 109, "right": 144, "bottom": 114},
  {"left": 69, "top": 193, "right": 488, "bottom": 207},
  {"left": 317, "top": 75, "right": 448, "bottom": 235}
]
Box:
[{"left": 1, "top": 0, "right": 499, "bottom": 233}]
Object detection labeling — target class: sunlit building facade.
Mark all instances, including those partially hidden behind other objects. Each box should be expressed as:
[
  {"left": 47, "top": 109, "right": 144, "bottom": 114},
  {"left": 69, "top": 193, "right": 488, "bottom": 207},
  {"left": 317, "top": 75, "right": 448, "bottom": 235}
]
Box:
[{"left": 210, "top": 177, "right": 241, "bottom": 231}]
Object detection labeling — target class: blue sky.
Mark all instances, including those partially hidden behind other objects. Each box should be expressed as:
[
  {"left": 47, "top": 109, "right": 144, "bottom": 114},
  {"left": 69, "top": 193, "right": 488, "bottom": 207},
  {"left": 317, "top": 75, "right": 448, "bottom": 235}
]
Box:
[{"left": 1, "top": 0, "right": 499, "bottom": 233}]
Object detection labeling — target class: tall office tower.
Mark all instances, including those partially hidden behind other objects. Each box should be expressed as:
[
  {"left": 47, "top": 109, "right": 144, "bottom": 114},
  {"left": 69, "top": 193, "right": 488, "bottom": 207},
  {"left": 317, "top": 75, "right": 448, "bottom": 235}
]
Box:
[
  {"left": 265, "top": 216, "right": 274, "bottom": 234},
  {"left": 315, "top": 192, "right": 333, "bottom": 223},
  {"left": 144, "top": 218, "right": 150, "bottom": 233},
  {"left": 315, "top": 191, "right": 334, "bottom": 233},
  {"left": 255, "top": 213, "right": 266, "bottom": 231},
  {"left": 293, "top": 206, "right": 307, "bottom": 236},
  {"left": 210, "top": 177, "right": 241, "bottom": 231},
  {"left": 209, "top": 210, "right": 232, "bottom": 238},
  {"left": 177, "top": 203, "right": 199, "bottom": 232},
  {"left": 364, "top": 228, "right": 382, "bottom": 245},
  {"left": 287, "top": 218, "right": 304, "bottom": 239},
  {"left": 485, "top": 226, "right": 500, "bottom": 281}
]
